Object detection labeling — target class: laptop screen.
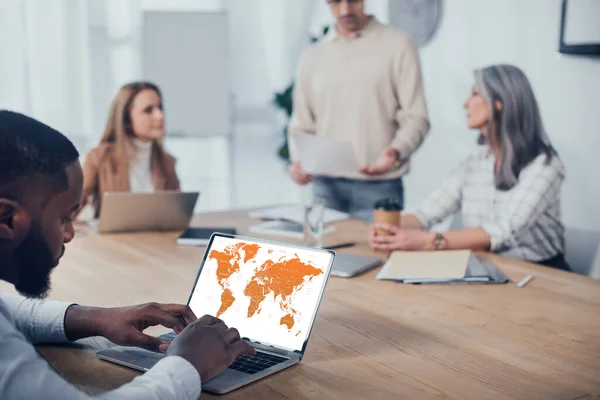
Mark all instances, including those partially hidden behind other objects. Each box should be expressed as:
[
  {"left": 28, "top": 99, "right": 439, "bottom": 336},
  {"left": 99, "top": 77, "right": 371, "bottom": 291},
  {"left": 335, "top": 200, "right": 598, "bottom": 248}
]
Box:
[{"left": 188, "top": 235, "right": 334, "bottom": 352}]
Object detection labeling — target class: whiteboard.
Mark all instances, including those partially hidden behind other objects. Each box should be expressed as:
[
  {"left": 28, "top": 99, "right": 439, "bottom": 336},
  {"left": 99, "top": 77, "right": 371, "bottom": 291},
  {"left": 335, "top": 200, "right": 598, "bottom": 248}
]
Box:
[{"left": 143, "top": 11, "right": 232, "bottom": 137}]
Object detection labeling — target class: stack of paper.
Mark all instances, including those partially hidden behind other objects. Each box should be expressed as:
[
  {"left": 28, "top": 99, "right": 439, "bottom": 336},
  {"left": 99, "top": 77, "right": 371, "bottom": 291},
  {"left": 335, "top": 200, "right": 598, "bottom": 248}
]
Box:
[
  {"left": 376, "top": 250, "right": 509, "bottom": 285},
  {"left": 291, "top": 132, "right": 359, "bottom": 175},
  {"left": 377, "top": 250, "right": 471, "bottom": 281},
  {"left": 248, "top": 205, "right": 349, "bottom": 225}
]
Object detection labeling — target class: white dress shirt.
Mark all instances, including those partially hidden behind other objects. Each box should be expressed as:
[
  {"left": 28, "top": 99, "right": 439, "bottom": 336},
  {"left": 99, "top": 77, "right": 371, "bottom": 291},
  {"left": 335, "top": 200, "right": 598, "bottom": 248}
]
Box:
[
  {"left": 0, "top": 293, "right": 201, "bottom": 400},
  {"left": 411, "top": 149, "right": 565, "bottom": 262},
  {"left": 129, "top": 139, "right": 154, "bottom": 193}
]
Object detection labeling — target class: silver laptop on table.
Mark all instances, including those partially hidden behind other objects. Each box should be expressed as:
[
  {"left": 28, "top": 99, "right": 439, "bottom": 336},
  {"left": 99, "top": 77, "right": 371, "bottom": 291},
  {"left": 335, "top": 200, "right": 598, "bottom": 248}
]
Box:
[
  {"left": 330, "top": 253, "right": 383, "bottom": 278},
  {"left": 97, "top": 233, "right": 336, "bottom": 394},
  {"left": 90, "top": 191, "right": 199, "bottom": 233}
]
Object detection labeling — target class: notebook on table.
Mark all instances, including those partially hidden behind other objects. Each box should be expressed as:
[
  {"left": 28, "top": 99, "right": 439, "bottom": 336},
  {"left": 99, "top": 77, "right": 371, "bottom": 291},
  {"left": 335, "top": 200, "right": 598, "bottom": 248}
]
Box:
[{"left": 376, "top": 250, "right": 508, "bottom": 284}]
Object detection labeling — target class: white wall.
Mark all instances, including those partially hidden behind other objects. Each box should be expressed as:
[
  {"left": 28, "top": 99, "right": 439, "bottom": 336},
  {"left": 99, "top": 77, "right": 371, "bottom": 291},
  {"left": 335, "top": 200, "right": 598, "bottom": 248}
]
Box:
[
  {"left": 404, "top": 0, "right": 600, "bottom": 230},
  {"left": 226, "top": 0, "right": 390, "bottom": 112},
  {"left": 0, "top": 0, "right": 93, "bottom": 141},
  {"left": 223, "top": 0, "right": 314, "bottom": 111}
]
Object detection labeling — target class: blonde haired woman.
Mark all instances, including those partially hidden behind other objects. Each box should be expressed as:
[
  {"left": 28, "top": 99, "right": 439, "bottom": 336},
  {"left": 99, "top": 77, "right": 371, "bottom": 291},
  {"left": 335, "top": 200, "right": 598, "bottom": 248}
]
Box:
[{"left": 78, "top": 81, "right": 180, "bottom": 218}]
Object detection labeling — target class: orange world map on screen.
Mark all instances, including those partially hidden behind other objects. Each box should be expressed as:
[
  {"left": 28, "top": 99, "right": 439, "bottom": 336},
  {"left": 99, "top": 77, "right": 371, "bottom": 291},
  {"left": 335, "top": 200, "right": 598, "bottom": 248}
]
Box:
[{"left": 208, "top": 242, "right": 323, "bottom": 333}]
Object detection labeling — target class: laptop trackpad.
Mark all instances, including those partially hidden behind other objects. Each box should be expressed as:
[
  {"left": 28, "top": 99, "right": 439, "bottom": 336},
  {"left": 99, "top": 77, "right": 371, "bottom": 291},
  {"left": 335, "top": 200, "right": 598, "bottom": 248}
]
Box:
[
  {"left": 97, "top": 347, "right": 165, "bottom": 371},
  {"left": 204, "top": 368, "right": 249, "bottom": 393}
]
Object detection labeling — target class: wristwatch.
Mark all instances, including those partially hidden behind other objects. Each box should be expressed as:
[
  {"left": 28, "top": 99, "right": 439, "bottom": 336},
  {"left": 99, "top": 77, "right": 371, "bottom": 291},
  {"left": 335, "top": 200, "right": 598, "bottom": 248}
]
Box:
[
  {"left": 433, "top": 233, "right": 448, "bottom": 250},
  {"left": 391, "top": 149, "right": 402, "bottom": 169}
]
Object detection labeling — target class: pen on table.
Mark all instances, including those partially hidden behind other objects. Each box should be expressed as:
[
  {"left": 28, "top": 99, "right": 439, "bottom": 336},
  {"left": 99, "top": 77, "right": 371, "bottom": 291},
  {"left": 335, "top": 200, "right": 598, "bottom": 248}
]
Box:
[
  {"left": 324, "top": 242, "right": 356, "bottom": 250},
  {"left": 517, "top": 274, "right": 534, "bottom": 288}
]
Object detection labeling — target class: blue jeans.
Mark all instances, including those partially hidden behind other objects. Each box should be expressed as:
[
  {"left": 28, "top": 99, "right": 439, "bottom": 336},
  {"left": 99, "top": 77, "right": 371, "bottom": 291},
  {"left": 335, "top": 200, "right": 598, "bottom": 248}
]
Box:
[{"left": 313, "top": 177, "right": 404, "bottom": 222}]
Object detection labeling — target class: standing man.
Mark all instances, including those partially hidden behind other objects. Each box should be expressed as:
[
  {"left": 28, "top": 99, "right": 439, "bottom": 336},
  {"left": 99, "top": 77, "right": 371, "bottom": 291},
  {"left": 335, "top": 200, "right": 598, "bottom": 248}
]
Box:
[{"left": 289, "top": 0, "right": 430, "bottom": 221}]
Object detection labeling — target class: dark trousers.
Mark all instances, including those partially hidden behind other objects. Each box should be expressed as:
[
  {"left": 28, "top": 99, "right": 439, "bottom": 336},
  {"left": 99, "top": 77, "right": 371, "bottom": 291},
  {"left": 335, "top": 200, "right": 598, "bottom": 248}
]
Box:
[
  {"left": 536, "top": 254, "right": 571, "bottom": 272},
  {"left": 312, "top": 177, "right": 404, "bottom": 222}
]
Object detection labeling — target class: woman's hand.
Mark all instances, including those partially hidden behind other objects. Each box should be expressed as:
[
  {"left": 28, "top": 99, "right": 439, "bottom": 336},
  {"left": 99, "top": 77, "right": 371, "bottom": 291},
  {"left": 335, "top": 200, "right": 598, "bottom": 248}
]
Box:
[{"left": 369, "top": 223, "right": 435, "bottom": 251}]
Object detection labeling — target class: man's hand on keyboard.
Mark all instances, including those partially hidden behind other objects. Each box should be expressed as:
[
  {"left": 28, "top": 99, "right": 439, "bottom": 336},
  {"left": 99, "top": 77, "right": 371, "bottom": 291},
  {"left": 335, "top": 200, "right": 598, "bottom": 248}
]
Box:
[
  {"left": 166, "top": 315, "right": 256, "bottom": 382},
  {"left": 65, "top": 302, "right": 197, "bottom": 353}
]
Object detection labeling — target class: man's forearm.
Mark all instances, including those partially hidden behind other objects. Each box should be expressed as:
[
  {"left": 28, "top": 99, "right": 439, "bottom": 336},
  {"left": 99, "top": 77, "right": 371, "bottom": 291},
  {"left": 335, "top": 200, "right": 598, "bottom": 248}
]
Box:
[
  {"left": 0, "top": 294, "right": 76, "bottom": 343},
  {"left": 64, "top": 305, "right": 108, "bottom": 341},
  {"left": 390, "top": 119, "right": 430, "bottom": 161}
]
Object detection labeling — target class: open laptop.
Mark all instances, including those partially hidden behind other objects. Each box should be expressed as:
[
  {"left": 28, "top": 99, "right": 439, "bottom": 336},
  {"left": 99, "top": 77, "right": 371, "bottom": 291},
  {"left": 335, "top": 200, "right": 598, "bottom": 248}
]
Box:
[
  {"left": 97, "top": 233, "right": 335, "bottom": 394},
  {"left": 330, "top": 253, "right": 383, "bottom": 278},
  {"left": 90, "top": 191, "right": 199, "bottom": 233}
]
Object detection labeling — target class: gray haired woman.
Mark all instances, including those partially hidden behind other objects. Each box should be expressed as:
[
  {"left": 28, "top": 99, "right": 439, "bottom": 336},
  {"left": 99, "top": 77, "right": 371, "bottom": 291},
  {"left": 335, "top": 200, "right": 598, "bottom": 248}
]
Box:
[{"left": 369, "top": 64, "right": 569, "bottom": 271}]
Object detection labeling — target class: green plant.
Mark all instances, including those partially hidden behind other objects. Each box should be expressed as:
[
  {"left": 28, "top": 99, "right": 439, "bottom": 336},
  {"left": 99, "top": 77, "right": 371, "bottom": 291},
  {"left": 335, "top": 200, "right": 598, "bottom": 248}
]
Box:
[
  {"left": 274, "top": 83, "right": 294, "bottom": 161},
  {"left": 274, "top": 26, "right": 329, "bottom": 161}
]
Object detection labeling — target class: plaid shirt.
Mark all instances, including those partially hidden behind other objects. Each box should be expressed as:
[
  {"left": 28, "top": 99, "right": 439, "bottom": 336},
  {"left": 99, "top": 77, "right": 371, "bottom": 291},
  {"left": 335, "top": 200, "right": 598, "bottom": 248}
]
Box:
[{"left": 412, "top": 149, "right": 565, "bottom": 262}]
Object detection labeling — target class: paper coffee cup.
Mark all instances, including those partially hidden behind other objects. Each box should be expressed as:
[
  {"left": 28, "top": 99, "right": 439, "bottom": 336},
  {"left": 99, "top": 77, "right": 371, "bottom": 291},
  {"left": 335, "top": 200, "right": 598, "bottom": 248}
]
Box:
[{"left": 373, "top": 198, "right": 402, "bottom": 236}]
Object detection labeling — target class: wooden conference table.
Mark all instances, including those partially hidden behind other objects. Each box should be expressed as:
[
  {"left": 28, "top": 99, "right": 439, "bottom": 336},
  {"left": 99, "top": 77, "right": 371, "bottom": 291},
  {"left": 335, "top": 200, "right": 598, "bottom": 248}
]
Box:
[{"left": 4, "top": 209, "right": 600, "bottom": 399}]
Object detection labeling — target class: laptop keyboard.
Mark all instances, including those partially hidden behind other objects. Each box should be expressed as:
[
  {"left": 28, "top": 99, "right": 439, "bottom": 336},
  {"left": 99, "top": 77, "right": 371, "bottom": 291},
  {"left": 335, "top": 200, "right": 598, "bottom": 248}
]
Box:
[
  {"left": 159, "top": 331, "right": 288, "bottom": 374},
  {"left": 229, "top": 352, "right": 288, "bottom": 374}
]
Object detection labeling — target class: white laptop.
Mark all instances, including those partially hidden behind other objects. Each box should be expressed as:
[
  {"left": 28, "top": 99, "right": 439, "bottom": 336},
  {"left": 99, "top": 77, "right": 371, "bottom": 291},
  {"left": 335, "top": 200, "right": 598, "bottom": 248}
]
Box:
[
  {"left": 90, "top": 191, "right": 199, "bottom": 233},
  {"left": 97, "top": 233, "right": 335, "bottom": 394}
]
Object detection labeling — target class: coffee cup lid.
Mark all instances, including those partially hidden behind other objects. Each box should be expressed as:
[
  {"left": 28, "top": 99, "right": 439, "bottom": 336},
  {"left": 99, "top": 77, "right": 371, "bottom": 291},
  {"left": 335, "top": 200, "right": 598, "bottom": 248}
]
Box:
[{"left": 374, "top": 198, "right": 402, "bottom": 211}]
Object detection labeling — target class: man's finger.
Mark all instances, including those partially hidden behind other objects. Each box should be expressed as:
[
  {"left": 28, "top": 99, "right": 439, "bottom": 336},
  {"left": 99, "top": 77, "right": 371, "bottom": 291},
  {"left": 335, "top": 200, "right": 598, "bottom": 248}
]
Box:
[
  {"left": 229, "top": 339, "right": 256, "bottom": 360},
  {"left": 223, "top": 327, "right": 241, "bottom": 344},
  {"left": 158, "top": 304, "right": 197, "bottom": 325},
  {"left": 364, "top": 168, "right": 385, "bottom": 176},
  {"left": 360, "top": 165, "right": 381, "bottom": 175},
  {"left": 146, "top": 308, "right": 186, "bottom": 333},
  {"left": 212, "top": 322, "right": 229, "bottom": 334},
  {"left": 361, "top": 167, "right": 374, "bottom": 175},
  {"left": 197, "top": 315, "right": 223, "bottom": 326},
  {"left": 130, "top": 331, "right": 165, "bottom": 353},
  {"left": 158, "top": 343, "right": 169, "bottom": 354}
]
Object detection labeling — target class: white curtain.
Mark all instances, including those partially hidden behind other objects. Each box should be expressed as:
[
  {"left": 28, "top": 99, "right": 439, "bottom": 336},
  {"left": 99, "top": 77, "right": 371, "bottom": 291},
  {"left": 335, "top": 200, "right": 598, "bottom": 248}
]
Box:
[{"left": 0, "top": 0, "right": 93, "bottom": 148}]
